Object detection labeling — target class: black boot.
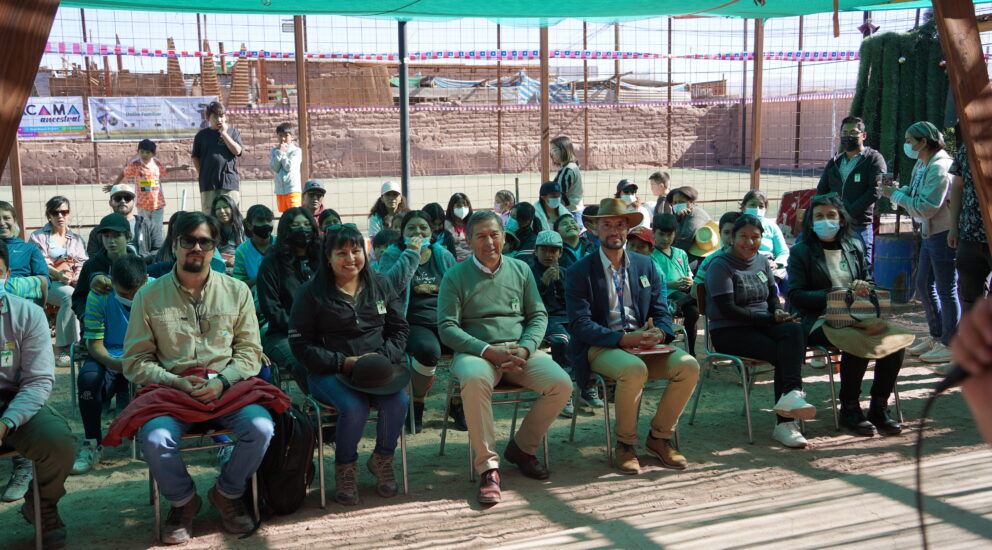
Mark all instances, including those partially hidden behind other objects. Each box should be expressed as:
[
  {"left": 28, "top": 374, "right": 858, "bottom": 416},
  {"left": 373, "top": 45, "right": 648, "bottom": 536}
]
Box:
[
  {"left": 448, "top": 402, "right": 468, "bottom": 432},
  {"left": 867, "top": 400, "right": 902, "bottom": 435},
  {"left": 839, "top": 401, "right": 876, "bottom": 436}
]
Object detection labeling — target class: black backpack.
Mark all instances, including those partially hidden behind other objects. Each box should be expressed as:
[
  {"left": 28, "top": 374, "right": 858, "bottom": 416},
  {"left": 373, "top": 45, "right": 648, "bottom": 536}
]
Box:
[{"left": 248, "top": 404, "right": 316, "bottom": 516}]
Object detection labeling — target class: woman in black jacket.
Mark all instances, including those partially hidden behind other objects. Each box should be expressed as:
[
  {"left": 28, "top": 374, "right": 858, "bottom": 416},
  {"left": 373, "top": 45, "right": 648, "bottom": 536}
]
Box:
[
  {"left": 257, "top": 207, "right": 319, "bottom": 392},
  {"left": 289, "top": 225, "right": 409, "bottom": 507},
  {"left": 787, "top": 194, "right": 903, "bottom": 437}
]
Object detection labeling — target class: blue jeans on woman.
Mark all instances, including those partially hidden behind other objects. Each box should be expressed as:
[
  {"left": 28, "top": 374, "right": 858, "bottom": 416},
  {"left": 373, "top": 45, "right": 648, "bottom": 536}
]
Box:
[
  {"left": 916, "top": 231, "right": 961, "bottom": 346},
  {"left": 309, "top": 373, "right": 409, "bottom": 464}
]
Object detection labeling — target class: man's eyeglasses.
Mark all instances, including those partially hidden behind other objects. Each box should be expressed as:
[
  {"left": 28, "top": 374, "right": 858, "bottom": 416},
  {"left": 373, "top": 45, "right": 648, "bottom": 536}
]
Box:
[
  {"left": 178, "top": 236, "right": 218, "bottom": 251},
  {"left": 50, "top": 209, "right": 70, "bottom": 217},
  {"left": 112, "top": 195, "right": 133, "bottom": 203},
  {"left": 194, "top": 301, "right": 210, "bottom": 335}
]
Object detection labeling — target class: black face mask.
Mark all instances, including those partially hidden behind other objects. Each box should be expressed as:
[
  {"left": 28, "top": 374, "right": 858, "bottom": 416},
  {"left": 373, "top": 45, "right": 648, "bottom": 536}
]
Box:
[
  {"left": 840, "top": 135, "right": 861, "bottom": 152},
  {"left": 252, "top": 224, "right": 273, "bottom": 239},
  {"left": 287, "top": 226, "right": 313, "bottom": 248}
]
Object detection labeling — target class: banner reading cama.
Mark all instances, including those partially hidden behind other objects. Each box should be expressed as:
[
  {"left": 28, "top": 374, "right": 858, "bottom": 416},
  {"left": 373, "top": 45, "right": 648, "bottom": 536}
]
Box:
[
  {"left": 88, "top": 96, "right": 219, "bottom": 141},
  {"left": 18, "top": 97, "right": 88, "bottom": 140}
]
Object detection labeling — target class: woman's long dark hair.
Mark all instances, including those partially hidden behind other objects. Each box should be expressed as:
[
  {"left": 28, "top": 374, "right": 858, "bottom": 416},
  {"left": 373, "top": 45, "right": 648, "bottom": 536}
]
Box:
[
  {"left": 274, "top": 206, "right": 320, "bottom": 263},
  {"left": 156, "top": 210, "right": 186, "bottom": 262},
  {"left": 397, "top": 210, "right": 433, "bottom": 248},
  {"left": 445, "top": 193, "right": 473, "bottom": 225},
  {"left": 800, "top": 194, "right": 858, "bottom": 252},
  {"left": 321, "top": 225, "right": 373, "bottom": 289},
  {"left": 369, "top": 193, "right": 409, "bottom": 219},
  {"left": 210, "top": 194, "right": 245, "bottom": 246}
]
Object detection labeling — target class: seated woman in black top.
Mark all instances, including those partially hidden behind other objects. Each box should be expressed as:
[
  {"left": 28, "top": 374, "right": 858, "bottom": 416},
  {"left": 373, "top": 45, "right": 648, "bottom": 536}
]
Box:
[
  {"left": 704, "top": 214, "right": 815, "bottom": 449},
  {"left": 257, "top": 206, "right": 319, "bottom": 393},
  {"left": 787, "top": 194, "right": 903, "bottom": 436},
  {"left": 289, "top": 225, "right": 409, "bottom": 506}
]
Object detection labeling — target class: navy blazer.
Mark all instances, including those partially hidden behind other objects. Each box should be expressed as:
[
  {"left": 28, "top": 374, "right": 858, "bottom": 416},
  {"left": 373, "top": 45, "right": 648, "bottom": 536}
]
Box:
[{"left": 564, "top": 248, "right": 675, "bottom": 388}]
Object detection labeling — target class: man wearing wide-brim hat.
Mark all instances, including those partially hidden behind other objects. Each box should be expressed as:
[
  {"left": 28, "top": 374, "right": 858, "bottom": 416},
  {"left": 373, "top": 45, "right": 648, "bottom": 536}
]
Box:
[{"left": 563, "top": 198, "right": 700, "bottom": 475}]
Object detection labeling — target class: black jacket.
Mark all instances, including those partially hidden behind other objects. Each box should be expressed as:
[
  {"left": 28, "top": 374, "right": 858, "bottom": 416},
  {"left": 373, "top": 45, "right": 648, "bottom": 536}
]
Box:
[
  {"left": 288, "top": 269, "right": 409, "bottom": 376},
  {"left": 816, "top": 147, "right": 886, "bottom": 227},
  {"left": 257, "top": 250, "right": 314, "bottom": 337},
  {"left": 87, "top": 214, "right": 164, "bottom": 264},
  {"left": 786, "top": 235, "right": 871, "bottom": 335},
  {"left": 522, "top": 254, "right": 567, "bottom": 318}
]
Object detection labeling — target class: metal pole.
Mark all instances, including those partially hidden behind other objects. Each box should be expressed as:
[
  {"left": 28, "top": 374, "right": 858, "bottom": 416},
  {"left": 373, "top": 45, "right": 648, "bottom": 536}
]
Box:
[
  {"left": 9, "top": 140, "right": 26, "bottom": 240},
  {"left": 793, "top": 15, "right": 804, "bottom": 169},
  {"left": 540, "top": 27, "right": 551, "bottom": 183},
  {"left": 583, "top": 23, "right": 590, "bottom": 168},
  {"left": 398, "top": 21, "right": 411, "bottom": 199},
  {"left": 81, "top": 9, "right": 101, "bottom": 185},
  {"left": 293, "top": 16, "right": 311, "bottom": 181},
  {"left": 740, "top": 19, "right": 748, "bottom": 166},
  {"left": 750, "top": 19, "right": 765, "bottom": 191},
  {"left": 667, "top": 18, "right": 673, "bottom": 168},
  {"left": 497, "top": 24, "right": 503, "bottom": 173}
]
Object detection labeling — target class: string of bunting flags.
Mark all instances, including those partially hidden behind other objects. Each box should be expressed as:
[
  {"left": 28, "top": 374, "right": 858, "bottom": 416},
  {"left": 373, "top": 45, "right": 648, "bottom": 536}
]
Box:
[
  {"left": 226, "top": 91, "right": 856, "bottom": 114},
  {"left": 47, "top": 41, "right": 990, "bottom": 63}
]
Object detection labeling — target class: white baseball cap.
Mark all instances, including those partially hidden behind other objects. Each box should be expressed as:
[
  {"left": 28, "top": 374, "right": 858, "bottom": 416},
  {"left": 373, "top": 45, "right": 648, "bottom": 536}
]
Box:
[
  {"left": 109, "top": 183, "right": 135, "bottom": 198},
  {"left": 380, "top": 181, "right": 402, "bottom": 196}
]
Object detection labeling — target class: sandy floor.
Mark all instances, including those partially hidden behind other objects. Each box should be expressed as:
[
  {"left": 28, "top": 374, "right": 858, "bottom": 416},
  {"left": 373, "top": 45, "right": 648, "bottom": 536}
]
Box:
[{"left": 0, "top": 307, "right": 989, "bottom": 549}]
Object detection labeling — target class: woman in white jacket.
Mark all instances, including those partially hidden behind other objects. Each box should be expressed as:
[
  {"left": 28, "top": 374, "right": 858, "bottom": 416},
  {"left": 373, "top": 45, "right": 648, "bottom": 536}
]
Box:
[
  {"left": 269, "top": 122, "right": 303, "bottom": 213},
  {"left": 533, "top": 181, "right": 571, "bottom": 232},
  {"left": 883, "top": 120, "right": 959, "bottom": 364}
]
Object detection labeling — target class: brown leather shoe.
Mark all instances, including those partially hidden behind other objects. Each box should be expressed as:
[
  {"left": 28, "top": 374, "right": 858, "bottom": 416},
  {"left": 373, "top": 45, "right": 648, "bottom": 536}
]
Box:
[
  {"left": 614, "top": 442, "right": 640, "bottom": 475},
  {"left": 477, "top": 469, "right": 501, "bottom": 504},
  {"left": 646, "top": 435, "right": 687, "bottom": 470},
  {"left": 503, "top": 439, "right": 550, "bottom": 480}
]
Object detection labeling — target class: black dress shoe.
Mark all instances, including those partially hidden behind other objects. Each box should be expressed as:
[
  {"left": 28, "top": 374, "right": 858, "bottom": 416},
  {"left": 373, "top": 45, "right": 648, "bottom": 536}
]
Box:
[
  {"left": 867, "top": 406, "right": 902, "bottom": 435},
  {"left": 839, "top": 406, "right": 877, "bottom": 437},
  {"left": 503, "top": 439, "right": 549, "bottom": 480}
]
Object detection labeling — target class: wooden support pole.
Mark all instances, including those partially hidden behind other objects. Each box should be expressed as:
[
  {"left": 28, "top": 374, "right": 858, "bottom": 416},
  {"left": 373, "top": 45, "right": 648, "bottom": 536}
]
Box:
[
  {"left": 293, "top": 16, "right": 311, "bottom": 181},
  {"left": 614, "top": 24, "right": 621, "bottom": 101},
  {"left": 497, "top": 24, "right": 503, "bottom": 173},
  {"left": 933, "top": 1, "right": 992, "bottom": 254},
  {"left": 540, "top": 27, "right": 551, "bottom": 183},
  {"left": 8, "top": 140, "right": 26, "bottom": 240},
  {"left": 257, "top": 59, "right": 268, "bottom": 105},
  {"left": 667, "top": 18, "right": 673, "bottom": 168},
  {"left": 583, "top": 23, "right": 590, "bottom": 168},
  {"left": 740, "top": 19, "right": 749, "bottom": 166},
  {"left": 103, "top": 55, "right": 112, "bottom": 96},
  {"left": 81, "top": 9, "right": 102, "bottom": 184},
  {"left": 749, "top": 18, "right": 765, "bottom": 190},
  {"left": 794, "top": 15, "right": 804, "bottom": 169}
]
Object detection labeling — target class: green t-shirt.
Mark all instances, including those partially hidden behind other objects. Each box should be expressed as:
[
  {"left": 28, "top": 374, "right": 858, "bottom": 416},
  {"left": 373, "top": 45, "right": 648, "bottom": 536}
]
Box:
[{"left": 650, "top": 247, "right": 691, "bottom": 297}]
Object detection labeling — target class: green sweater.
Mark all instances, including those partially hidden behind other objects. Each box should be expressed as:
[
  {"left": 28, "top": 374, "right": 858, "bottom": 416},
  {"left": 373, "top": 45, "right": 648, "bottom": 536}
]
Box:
[
  {"left": 650, "top": 247, "right": 691, "bottom": 297},
  {"left": 438, "top": 255, "right": 548, "bottom": 356}
]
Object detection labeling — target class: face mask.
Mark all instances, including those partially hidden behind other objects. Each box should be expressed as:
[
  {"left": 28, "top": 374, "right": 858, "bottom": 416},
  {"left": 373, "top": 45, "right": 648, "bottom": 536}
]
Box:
[
  {"left": 744, "top": 207, "right": 766, "bottom": 218},
  {"left": 904, "top": 142, "right": 920, "bottom": 160},
  {"left": 287, "top": 226, "right": 314, "bottom": 248},
  {"left": 813, "top": 219, "right": 841, "bottom": 240},
  {"left": 672, "top": 203, "right": 688, "bottom": 215},
  {"left": 621, "top": 194, "right": 636, "bottom": 205},
  {"left": 546, "top": 197, "right": 561, "bottom": 209},
  {"left": 252, "top": 224, "right": 273, "bottom": 239},
  {"left": 115, "top": 294, "right": 133, "bottom": 308},
  {"left": 453, "top": 206, "right": 470, "bottom": 220},
  {"left": 840, "top": 136, "right": 861, "bottom": 152},
  {"left": 506, "top": 218, "right": 519, "bottom": 232},
  {"left": 493, "top": 203, "right": 505, "bottom": 214}
]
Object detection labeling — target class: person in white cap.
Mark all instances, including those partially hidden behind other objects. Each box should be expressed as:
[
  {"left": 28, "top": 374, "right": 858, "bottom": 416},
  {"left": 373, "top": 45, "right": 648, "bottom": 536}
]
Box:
[
  {"left": 87, "top": 184, "right": 163, "bottom": 264},
  {"left": 369, "top": 181, "right": 409, "bottom": 239}
]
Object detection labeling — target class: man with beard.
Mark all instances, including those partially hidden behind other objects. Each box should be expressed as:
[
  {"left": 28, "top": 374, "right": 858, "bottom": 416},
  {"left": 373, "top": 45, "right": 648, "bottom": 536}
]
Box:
[
  {"left": 120, "top": 211, "right": 275, "bottom": 544},
  {"left": 564, "top": 198, "right": 700, "bottom": 475},
  {"left": 815, "top": 116, "right": 886, "bottom": 264},
  {"left": 87, "top": 184, "right": 163, "bottom": 264}
]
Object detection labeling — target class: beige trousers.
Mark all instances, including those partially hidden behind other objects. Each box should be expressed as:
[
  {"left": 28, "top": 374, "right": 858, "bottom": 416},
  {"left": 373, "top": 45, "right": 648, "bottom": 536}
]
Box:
[
  {"left": 451, "top": 350, "right": 571, "bottom": 474},
  {"left": 588, "top": 346, "right": 700, "bottom": 444}
]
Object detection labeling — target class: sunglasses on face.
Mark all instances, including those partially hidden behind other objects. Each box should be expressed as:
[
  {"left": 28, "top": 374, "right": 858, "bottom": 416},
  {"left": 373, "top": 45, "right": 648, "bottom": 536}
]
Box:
[
  {"left": 325, "top": 223, "right": 357, "bottom": 231},
  {"left": 112, "top": 195, "right": 134, "bottom": 203},
  {"left": 178, "top": 236, "right": 218, "bottom": 251},
  {"left": 50, "top": 209, "right": 70, "bottom": 217}
]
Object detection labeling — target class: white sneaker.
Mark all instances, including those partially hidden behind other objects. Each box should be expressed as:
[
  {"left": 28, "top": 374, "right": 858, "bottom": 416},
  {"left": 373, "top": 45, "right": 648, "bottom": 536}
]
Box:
[
  {"left": 71, "top": 440, "right": 102, "bottom": 475},
  {"left": 907, "top": 336, "right": 934, "bottom": 356},
  {"left": 772, "top": 421, "right": 809, "bottom": 449},
  {"left": 920, "top": 342, "right": 952, "bottom": 364},
  {"left": 773, "top": 389, "right": 817, "bottom": 420},
  {"left": 1, "top": 456, "right": 33, "bottom": 502}
]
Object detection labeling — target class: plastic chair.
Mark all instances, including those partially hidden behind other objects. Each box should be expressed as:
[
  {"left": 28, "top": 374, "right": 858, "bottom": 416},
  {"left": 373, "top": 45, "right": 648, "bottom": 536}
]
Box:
[
  {"left": 0, "top": 450, "right": 42, "bottom": 550},
  {"left": 438, "top": 373, "right": 550, "bottom": 482},
  {"left": 806, "top": 345, "right": 903, "bottom": 430},
  {"left": 147, "top": 429, "right": 259, "bottom": 542},
  {"left": 688, "top": 283, "right": 777, "bottom": 444},
  {"left": 302, "top": 395, "right": 409, "bottom": 509}
]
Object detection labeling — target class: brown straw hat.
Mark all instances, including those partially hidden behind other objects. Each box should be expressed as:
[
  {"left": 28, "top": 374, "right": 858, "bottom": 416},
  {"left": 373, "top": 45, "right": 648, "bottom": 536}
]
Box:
[{"left": 582, "top": 198, "right": 643, "bottom": 228}]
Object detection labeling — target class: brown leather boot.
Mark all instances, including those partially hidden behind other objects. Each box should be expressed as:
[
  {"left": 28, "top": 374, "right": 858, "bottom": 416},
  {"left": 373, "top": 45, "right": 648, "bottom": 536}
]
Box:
[
  {"left": 614, "top": 441, "right": 640, "bottom": 475},
  {"left": 646, "top": 434, "right": 687, "bottom": 470}
]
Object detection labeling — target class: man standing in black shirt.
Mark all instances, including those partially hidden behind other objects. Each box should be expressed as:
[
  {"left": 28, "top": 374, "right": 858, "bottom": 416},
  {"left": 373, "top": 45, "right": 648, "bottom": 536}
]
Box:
[{"left": 191, "top": 101, "right": 244, "bottom": 213}]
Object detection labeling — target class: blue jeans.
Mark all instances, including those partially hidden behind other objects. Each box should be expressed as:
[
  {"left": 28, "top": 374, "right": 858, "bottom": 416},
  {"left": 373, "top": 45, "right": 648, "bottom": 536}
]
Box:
[
  {"left": 139, "top": 404, "right": 274, "bottom": 506},
  {"left": 916, "top": 231, "right": 961, "bottom": 346},
  {"left": 854, "top": 224, "right": 874, "bottom": 267},
  {"left": 78, "top": 357, "right": 130, "bottom": 441},
  {"left": 308, "top": 373, "right": 409, "bottom": 464}
]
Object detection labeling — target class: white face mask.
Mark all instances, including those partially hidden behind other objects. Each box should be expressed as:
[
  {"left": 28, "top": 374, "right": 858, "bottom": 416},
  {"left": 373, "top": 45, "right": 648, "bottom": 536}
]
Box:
[
  {"left": 115, "top": 294, "right": 133, "bottom": 308},
  {"left": 903, "top": 142, "right": 920, "bottom": 160},
  {"left": 744, "top": 206, "right": 766, "bottom": 218},
  {"left": 621, "top": 194, "right": 636, "bottom": 205},
  {"left": 453, "top": 206, "right": 470, "bottom": 220},
  {"left": 672, "top": 202, "right": 688, "bottom": 215},
  {"left": 546, "top": 197, "right": 561, "bottom": 209}
]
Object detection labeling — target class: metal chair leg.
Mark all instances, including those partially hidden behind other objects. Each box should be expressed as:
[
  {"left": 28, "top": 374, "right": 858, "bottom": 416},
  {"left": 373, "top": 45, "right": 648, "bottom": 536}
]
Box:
[
  {"left": 153, "top": 479, "right": 161, "bottom": 541},
  {"left": 739, "top": 361, "right": 754, "bottom": 444},
  {"left": 251, "top": 473, "right": 259, "bottom": 520},
  {"left": 439, "top": 378, "right": 455, "bottom": 456},
  {"left": 568, "top": 384, "right": 579, "bottom": 442},
  {"left": 405, "top": 355, "right": 417, "bottom": 435},
  {"left": 826, "top": 352, "right": 839, "bottom": 430},
  {"left": 600, "top": 377, "right": 613, "bottom": 466},
  {"left": 893, "top": 387, "right": 904, "bottom": 423},
  {"left": 542, "top": 434, "right": 550, "bottom": 471},
  {"left": 31, "top": 461, "right": 41, "bottom": 550},
  {"left": 307, "top": 398, "right": 327, "bottom": 510},
  {"left": 69, "top": 344, "right": 77, "bottom": 410},
  {"left": 688, "top": 358, "right": 710, "bottom": 425},
  {"left": 510, "top": 401, "right": 520, "bottom": 437},
  {"left": 468, "top": 439, "right": 475, "bottom": 483},
  {"left": 400, "top": 424, "right": 409, "bottom": 495}
]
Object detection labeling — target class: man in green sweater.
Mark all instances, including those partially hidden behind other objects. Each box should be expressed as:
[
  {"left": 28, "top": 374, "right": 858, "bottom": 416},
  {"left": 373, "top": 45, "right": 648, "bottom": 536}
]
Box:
[{"left": 438, "top": 210, "right": 571, "bottom": 505}]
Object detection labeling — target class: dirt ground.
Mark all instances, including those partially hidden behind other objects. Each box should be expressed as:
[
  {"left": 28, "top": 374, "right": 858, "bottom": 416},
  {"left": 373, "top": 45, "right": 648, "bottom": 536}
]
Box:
[{"left": 0, "top": 306, "right": 989, "bottom": 549}]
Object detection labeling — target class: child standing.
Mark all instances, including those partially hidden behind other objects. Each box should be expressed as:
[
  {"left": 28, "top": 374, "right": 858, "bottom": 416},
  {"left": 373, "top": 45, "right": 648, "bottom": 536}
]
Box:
[
  {"left": 650, "top": 214, "right": 699, "bottom": 356},
  {"left": 269, "top": 122, "right": 303, "bottom": 212},
  {"left": 104, "top": 139, "right": 187, "bottom": 228}
]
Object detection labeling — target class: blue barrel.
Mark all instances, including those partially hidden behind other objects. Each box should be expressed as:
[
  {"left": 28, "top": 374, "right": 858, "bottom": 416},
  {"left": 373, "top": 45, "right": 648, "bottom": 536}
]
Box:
[{"left": 873, "top": 233, "right": 918, "bottom": 304}]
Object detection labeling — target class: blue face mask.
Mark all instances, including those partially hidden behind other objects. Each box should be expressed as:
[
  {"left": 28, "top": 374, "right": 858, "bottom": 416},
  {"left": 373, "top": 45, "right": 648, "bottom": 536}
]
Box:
[
  {"left": 744, "top": 206, "right": 766, "bottom": 218},
  {"left": 0, "top": 278, "right": 6, "bottom": 299},
  {"left": 813, "top": 219, "right": 841, "bottom": 240},
  {"left": 506, "top": 218, "right": 519, "bottom": 232}
]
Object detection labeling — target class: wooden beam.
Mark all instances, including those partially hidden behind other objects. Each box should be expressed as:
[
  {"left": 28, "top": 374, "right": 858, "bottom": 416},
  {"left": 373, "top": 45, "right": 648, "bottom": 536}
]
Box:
[
  {"left": 0, "top": 0, "right": 59, "bottom": 176},
  {"left": 8, "top": 140, "right": 25, "bottom": 240},
  {"left": 749, "top": 18, "right": 765, "bottom": 190},
  {"left": 293, "top": 16, "right": 311, "bottom": 181},
  {"left": 540, "top": 27, "right": 551, "bottom": 183},
  {"left": 933, "top": 1, "right": 992, "bottom": 253}
]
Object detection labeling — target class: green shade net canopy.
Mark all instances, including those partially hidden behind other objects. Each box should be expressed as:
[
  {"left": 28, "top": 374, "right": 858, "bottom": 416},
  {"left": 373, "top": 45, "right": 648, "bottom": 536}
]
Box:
[{"left": 58, "top": 0, "right": 992, "bottom": 23}]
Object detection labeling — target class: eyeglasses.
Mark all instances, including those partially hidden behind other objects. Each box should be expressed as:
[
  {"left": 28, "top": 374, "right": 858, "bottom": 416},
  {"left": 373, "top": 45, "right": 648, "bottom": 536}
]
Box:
[
  {"left": 325, "top": 223, "right": 357, "bottom": 232},
  {"left": 112, "top": 195, "right": 133, "bottom": 203},
  {"left": 178, "top": 236, "right": 218, "bottom": 251},
  {"left": 50, "top": 209, "right": 70, "bottom": 217},
  {"left": 840, "top": 131, "right": 864, "bottom": 137},
  {"left": 194, "top": 301, "right": 210, "bottom": 335}
]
